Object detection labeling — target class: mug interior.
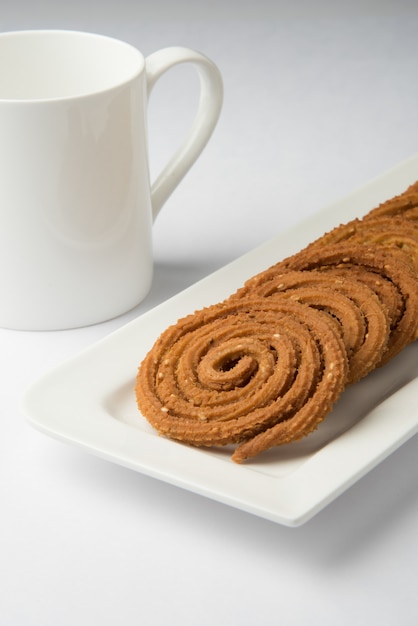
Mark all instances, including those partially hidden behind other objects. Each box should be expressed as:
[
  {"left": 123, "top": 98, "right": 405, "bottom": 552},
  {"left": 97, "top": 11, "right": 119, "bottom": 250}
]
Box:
[{"left": 0, "top": 30, "right": 144, "bottom": 101}]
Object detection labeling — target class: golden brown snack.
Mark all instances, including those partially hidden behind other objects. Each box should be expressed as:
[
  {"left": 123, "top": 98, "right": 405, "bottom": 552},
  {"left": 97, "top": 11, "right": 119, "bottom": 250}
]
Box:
[
  {"left": 276, "top": 243, "right": 418, "bottom": 365},
  {"left": 136, "top": 298, "right": 348, "bottom": 463},
  {"left": 136, "top": 181, "right": 418, "bottom": 463},
  {"left": 364, "top": 182, "right": 418, "bottom": 222},
  {"left": 236, "top": 252, "right": 404, "bottom": 343},
  {"left": 305, "top": 217, "right": 418, "bottom": 274},
  {"left": 233, "top": 270, "right": 390, "bottom": 384},
  {"left": 325, "top": 266, "right": 403, "bottom": 337}
]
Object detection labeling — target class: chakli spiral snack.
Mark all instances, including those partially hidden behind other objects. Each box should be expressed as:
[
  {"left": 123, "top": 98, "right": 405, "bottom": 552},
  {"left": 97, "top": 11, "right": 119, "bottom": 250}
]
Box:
[
  {"left": 136, "top": 298, "right": 348, "bottom": 463},
  {"left": 233, "top": 270, "right": 390, "bottom": 384},
  {"left": 136, "top": 181, "right": 418, "bottom": 463},
  {"left": 302, "top": 217, "right": 418, "bottom": 274},
  {"left": 275, "top": 243, "right": 418, "bottom": 363},
  {"left": 364, "top": 181, "right": 418, "bottom": 221}
]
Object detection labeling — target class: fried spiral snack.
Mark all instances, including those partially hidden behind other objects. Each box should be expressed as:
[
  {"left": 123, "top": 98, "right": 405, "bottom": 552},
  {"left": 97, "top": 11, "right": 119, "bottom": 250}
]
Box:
[
  {"left": 305, "top": 217, "right": 418, "bottom": 274},
  {"left": 136, "top": 181, "right": 418, "bottom": 463},
  {"left": 276, "top": 243, "right": 418, "bottom": 364},
  {"left": 136, "top": 298, "right": 348, "bottom": 463},
  {"left": 364, "top": 181, "right": 418, "bottom": 222},
  {"left": 233, "top": 270, "right": 390, "bottom": 384}
]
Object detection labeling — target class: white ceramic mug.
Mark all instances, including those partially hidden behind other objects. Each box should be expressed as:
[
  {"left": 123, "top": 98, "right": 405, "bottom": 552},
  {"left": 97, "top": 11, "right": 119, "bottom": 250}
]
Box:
[{"left": 0, "top": 30, "right": 223, "bottom": 330}]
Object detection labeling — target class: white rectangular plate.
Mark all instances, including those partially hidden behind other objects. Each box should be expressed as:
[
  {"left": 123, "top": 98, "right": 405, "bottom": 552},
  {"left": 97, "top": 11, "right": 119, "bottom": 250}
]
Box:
[{"left": 23, "top": 155, "right": 418, "bottom": 526}]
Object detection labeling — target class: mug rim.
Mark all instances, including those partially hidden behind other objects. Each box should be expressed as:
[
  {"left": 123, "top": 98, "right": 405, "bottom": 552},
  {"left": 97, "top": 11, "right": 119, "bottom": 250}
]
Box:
[{"left": 0, "top": 29, "right": 145, "bottom": 103}]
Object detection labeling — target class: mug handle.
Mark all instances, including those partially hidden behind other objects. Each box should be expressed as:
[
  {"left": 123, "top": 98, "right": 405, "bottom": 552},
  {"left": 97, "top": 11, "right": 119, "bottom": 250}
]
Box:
[{"left": 145, "top": 47, "right": 223, "bottom": 220}]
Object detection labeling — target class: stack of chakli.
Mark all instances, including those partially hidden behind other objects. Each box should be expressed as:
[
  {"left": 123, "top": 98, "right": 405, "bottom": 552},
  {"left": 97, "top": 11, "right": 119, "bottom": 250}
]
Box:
[{"left": 136, "top": 181, "right": 418, "bottom": 463}]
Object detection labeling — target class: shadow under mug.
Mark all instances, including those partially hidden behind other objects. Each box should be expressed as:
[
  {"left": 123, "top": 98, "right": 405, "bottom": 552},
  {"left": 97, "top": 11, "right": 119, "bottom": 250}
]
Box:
[{"left": 0, "top": 30, "right": 223, "bottom": 330}]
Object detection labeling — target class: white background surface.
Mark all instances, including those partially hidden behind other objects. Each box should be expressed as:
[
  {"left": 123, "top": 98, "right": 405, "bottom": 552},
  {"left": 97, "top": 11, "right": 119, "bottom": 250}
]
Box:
[{"left": 1, "top": 1, "right": 418, "bottom": 624}]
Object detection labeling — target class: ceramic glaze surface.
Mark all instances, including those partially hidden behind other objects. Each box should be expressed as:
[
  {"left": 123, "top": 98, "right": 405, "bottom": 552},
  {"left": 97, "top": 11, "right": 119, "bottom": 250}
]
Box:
[{"left": 0, "top": 31, "right": 223, "bottom": 329}]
